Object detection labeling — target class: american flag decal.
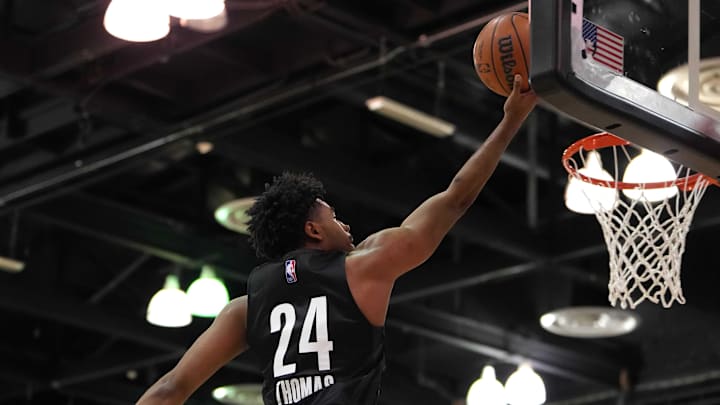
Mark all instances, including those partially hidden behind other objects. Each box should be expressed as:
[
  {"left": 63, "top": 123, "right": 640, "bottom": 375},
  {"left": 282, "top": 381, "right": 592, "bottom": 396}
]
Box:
[{"left": 582, "top": 18, "right": 624, "bottom": 73}]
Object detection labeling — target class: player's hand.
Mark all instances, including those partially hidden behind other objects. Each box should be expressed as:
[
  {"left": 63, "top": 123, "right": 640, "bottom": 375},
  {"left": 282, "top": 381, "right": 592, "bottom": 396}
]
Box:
[{"left": 503, "top": 74, "right": 537, "bottom": 123}]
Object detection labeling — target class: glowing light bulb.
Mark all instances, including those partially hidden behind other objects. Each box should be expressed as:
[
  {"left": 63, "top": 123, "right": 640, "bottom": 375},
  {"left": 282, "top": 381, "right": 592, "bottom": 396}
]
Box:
[
  {"left": 187, "top": 266, "right": 230, "bottom": 317},
  {"left": 146, "top": 275, "right": 192, "bottom": 327},
  {"left": 564, "top": 151, "right": 618, "bottom": 214},
  {"left": 103, "top": 0, "right": 170, "bottom": 42},
  {"left": 505, "top": 363, "right": 546, "bottom": 405},
  {"left": 622, "top": 149, "right": 678, "bottom": 202},
  {"left": 466, "top": 365, "right": 506, "bottom": 405}
]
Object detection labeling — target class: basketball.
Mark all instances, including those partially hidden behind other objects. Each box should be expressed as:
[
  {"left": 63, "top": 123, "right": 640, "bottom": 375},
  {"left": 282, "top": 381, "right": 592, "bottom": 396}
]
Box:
[{"left": 473, "top": 12, "right": 530, "bottom": 97}]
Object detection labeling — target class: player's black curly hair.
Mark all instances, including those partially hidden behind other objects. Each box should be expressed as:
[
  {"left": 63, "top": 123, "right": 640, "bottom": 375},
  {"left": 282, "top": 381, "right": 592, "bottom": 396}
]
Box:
[{"left": 246, "top": 172, "right": 326, "bottom": 260}]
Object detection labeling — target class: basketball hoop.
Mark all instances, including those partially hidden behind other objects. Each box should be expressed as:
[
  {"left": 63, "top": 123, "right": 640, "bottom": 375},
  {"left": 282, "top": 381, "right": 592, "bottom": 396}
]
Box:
[{"left": 562, "top": 132, "right": 719, "bottom": 309}]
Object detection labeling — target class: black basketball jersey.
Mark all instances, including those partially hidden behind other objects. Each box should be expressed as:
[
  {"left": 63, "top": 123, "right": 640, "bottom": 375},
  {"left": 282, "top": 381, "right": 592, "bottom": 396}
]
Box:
[{"left": 246, "top": 248, "right": 385, "bottom": 405}]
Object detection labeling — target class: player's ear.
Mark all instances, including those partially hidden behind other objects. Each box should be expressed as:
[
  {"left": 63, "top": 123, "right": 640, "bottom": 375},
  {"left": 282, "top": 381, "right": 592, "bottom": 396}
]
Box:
[{"left": 304, "top": 220, "right": 323, "bottom": 241}]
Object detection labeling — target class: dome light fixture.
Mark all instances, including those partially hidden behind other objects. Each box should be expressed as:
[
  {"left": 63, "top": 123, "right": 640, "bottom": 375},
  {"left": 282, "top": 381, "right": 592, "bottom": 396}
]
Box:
[
  {"left": 540, "top": 306, "right": 640, "bottom": 338},
  {"left": 564, "top": 150, "right": 617, "bottom": 214},
  {"left": 103, "top": 0, "right": 170, "bottom": 42},
  {"left": 505, "top": 363, "right": 546, "bottom": 405},
  {"left": 214, "top": 196, "right": 257, "bottom": 235},
  {"left": 187, "top": 265, "right": 230, "bottom": 318},
  {"left": 622, "top": 149, "right": 678, "bottom": 202},
  {"left": 466, "top": 365, "right": 506, "bottom": 405},
  {"left": 146, "top": 274, "right": 192, "bottom": 327},
  {"left": 657, "top": 57, "right": 720, "bottom": 113}
]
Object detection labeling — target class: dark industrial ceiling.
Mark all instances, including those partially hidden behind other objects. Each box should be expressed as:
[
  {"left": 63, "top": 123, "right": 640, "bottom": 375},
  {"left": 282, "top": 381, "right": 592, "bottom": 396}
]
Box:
[{"left": 0, "top": 0, "right": 719, "bottom": 404}]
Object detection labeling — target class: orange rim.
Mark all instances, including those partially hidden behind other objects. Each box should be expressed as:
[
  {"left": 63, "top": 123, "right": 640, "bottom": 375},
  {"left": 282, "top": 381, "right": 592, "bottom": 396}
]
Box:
[{"left": 562, "top": 133, "right": 720, "bottom": 190}]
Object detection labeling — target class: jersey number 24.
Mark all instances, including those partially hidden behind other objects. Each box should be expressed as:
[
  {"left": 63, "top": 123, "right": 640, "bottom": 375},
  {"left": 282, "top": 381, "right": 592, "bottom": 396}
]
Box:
[{"left": 270, "top": 296, "right": 335, "bottom": 378}]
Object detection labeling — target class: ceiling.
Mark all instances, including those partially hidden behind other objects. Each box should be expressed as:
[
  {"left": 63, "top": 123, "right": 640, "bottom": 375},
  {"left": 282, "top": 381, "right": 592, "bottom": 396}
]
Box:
[{"left": 0, "top": 0, "right": 719, "bottom": 404}]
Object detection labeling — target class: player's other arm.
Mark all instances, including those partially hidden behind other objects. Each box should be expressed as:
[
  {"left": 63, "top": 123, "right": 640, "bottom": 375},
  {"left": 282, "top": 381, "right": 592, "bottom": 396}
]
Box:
[
  {"left": 353, "top": 75, "right": 537, "bottom": 280},
  {"left": 136, "top": 296, "right": 249, "bottom": 405}
]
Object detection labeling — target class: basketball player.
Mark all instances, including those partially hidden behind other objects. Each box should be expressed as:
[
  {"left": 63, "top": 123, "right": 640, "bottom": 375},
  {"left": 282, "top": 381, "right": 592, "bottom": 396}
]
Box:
[{"left": 136, "top": 75, "right": 536, "bottom": 405}]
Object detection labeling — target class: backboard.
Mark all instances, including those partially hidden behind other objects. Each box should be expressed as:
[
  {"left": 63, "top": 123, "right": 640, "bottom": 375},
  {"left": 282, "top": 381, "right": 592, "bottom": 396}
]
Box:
[{"left": 530, "top": 0, "right": 720, "bottom": 180}]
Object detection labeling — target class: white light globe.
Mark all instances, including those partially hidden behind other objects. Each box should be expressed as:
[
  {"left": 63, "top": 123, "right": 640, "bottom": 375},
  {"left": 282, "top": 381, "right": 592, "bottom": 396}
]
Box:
[
  {"left": 187, "top": 266, "right": 230, "bottom": 317},
  {"left": 169, "top": 0, "right": 226, "bottom": 20},
  {"left": 564, "top": 151, "right": 618, "bottom": 214},
  {"left": 466, "top": 365, "right": 506, "bottom": 405},
  {"left": 179, "top": 8, "right": 228, "bottom": 32},
  {"left": 146, "top": 275, "right": 192, "bottom": 327},
  {"left": 622, "top": 149, "right": 679, "bottom": 202},
  {"left": 103, "top": 0, "right": 170, "bottom": 42},
  {"left": 505, "top": 363, "right": 546, "bottom": 405}
]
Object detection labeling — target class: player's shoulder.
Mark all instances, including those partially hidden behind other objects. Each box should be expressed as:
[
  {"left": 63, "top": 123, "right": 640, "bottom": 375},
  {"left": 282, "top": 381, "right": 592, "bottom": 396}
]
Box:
[
  {"left": 345, "top": 228, "right": 403, "bottom": 276},
  {"left": 349, "top": 227, "right": 413, "bottom": 258}
]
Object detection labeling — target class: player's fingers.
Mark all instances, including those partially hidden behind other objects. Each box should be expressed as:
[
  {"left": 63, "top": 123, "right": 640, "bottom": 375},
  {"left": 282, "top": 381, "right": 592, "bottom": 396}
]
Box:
[{"left": 510, "top": 74, "right": 522, "bottom": 96}]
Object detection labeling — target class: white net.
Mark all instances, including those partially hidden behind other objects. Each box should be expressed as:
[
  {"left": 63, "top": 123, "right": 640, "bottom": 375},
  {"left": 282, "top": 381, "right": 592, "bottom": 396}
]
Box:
[{"left": 566, "top": 141, "right": 712, "bottom": 309}]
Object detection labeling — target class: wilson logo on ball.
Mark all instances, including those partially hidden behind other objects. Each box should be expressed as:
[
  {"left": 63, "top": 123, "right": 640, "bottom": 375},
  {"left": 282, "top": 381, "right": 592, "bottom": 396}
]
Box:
[{"left": 497, "top": 35, "right": 517, "bottom": 91}]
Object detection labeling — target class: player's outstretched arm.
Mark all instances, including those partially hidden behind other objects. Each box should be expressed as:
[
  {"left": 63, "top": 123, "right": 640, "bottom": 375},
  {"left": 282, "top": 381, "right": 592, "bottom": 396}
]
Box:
[
  {"left": 351, "top": 75, "right": 536, "bottom": 281},
  {"left": 136, "top": 296, "right": 249, "bottom": 405}
]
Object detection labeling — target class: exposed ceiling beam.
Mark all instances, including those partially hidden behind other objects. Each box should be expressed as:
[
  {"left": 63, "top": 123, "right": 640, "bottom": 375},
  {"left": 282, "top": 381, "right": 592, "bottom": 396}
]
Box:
[
  {"left": 336, "top": 87, "right": 556, "bottom": 180},
  {"left": 318, "top": 2, "right": 528, "bottom": 50},
  {"left": 388, "top": 306, "right": 630, "bottom": 387},
  {"left": 213, "top": 132, "right": 542, "bottom": 260},
  {"left": 389, "top": 248, "right": 604, "bottom": 304},
  {"left": 0, "top": 5, "right": 489, "bottom": 209},
  {"left": 0, "top": 125, "right": 192, "bottom": 209},
  {"left": 26, "top": 192, "right": 256, "bottom": 279},
  {"left": 393, "top": 260, "right": 544, "bottom": 304},
  {"left": 0, "top": 278, "right": 258, "bottom": 375},
  {"left": 11, "top": 99, "right": 79, "bottom": 142},
  {"left": 0, "top": 50, "right": 391, "bottom": 208},
  {"left": 0, "top": 126, "right": 128, "bottom": 186},
  {"left": 3, "top": 75, "right": 163, "bottom": 132},
  {"left": 302, "top": 8, "right": 561, "bottom": 183},
  {"left": 33, "top": 11, "right": 127, "bottom": 78},
  {"left": 0, "top": 76, "right": 23, "bottom": 98},
  {"left": 88, "top": 254, "right": 152, "bottom": 304},
  {"left": 303, "top": 7, "right": 491, "bottom": 94},
  {"left": 393, "top": 244, "right": 609, "bottom": 303}
]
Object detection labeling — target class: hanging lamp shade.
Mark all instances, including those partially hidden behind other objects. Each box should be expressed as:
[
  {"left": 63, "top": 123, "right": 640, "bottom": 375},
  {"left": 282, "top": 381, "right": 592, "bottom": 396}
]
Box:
[
  {"left": 622, "top": 149, "right": 679, "bottom": 202},
  {"left": 146, "top": 274, "right": 192, "bottom": 327},
  {"left": 187, "top": 265, "right": 230, "bottom": 317},
  {"left": 564, "top": 150, "right": 617, "bottom": 214},
  {"left": 505, "top": 363, "right": 546, "bottom": 405},
  {"left": 103, "top": 0, "right": 170, "bottom": 42},
  {"left": 466, "top": 365, "right": 506, "bottom": 405}
]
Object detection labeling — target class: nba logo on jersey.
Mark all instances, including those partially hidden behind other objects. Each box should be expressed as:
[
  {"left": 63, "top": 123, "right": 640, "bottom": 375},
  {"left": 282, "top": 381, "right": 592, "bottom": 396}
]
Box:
[{"left": 284, "top": 259, "right": 297, "bottom": 284}]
